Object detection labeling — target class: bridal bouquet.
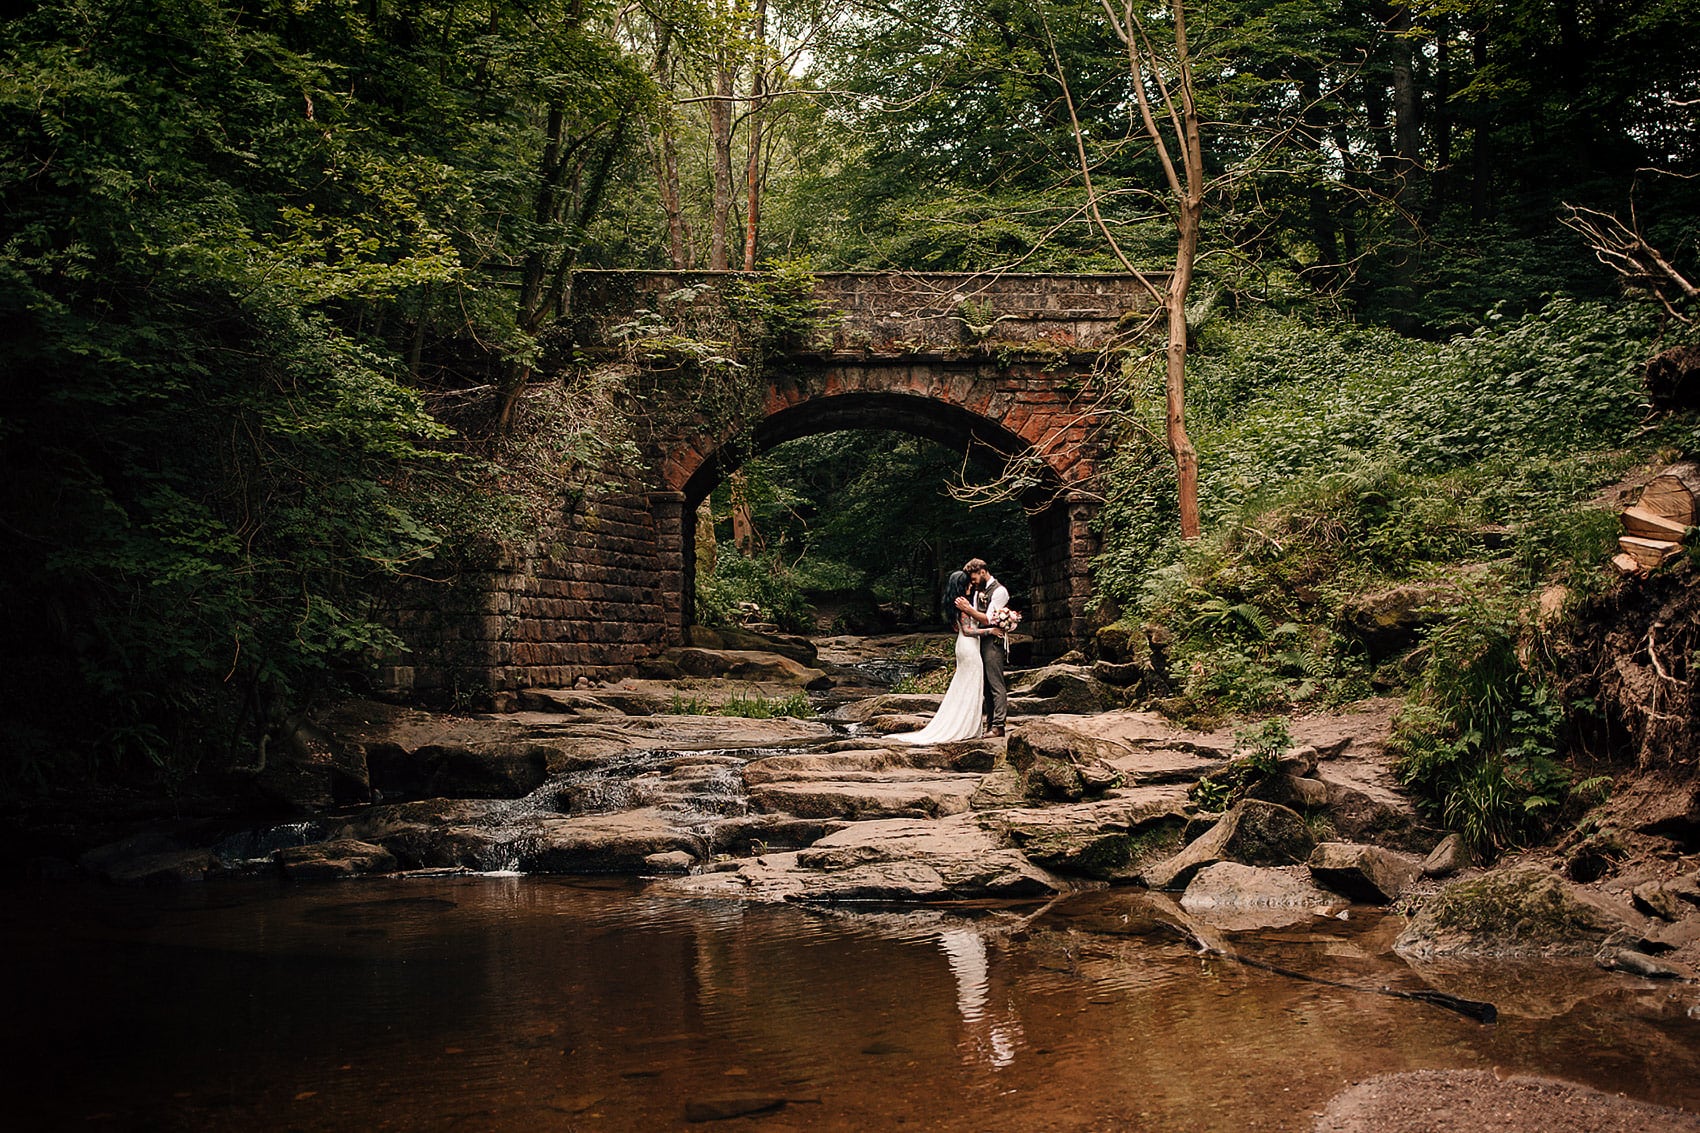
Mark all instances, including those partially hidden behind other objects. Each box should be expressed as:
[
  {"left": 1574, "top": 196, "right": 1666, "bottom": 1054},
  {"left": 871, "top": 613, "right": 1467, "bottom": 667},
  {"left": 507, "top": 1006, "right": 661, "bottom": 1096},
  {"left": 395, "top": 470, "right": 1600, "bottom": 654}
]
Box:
[{"left": 988, "top": 607, "right": 1021, "bottom": 633}]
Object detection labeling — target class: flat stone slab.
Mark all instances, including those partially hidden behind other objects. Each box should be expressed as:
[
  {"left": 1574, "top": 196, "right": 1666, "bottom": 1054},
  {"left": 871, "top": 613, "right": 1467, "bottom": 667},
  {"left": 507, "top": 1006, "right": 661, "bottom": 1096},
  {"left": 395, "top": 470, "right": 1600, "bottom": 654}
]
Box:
[
  {"left": 662, "top": 815, "right": 1068, "bottom": 904},
  {"left": 748, "top": 775, "right": 981, "bottom": 820}
]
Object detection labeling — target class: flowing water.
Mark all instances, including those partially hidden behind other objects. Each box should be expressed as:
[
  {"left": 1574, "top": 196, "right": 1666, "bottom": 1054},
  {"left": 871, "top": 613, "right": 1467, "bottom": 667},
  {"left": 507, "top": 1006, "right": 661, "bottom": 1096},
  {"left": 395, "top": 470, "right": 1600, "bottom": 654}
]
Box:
[{"left": 7, "top": 876, "right": 1700, "bottom": 1131}]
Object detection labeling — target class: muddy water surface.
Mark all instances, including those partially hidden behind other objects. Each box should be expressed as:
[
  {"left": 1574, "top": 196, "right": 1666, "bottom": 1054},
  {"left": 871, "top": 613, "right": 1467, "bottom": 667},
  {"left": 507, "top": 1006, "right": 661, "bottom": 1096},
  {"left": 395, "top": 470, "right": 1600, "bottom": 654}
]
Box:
[{"left": 7, "top": 877, "right": 1699, "bottom": 1131}]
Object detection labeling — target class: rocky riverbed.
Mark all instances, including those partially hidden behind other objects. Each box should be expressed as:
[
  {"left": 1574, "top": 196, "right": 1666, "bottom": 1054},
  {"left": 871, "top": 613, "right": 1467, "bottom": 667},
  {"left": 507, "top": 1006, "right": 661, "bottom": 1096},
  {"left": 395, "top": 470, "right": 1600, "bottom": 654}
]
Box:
[
  {"left": 31, "top": 630, "right": 1700, "bottom": 1130},
  {"left": 62, "top": 633, "right": 1700, "bottom": 984}
]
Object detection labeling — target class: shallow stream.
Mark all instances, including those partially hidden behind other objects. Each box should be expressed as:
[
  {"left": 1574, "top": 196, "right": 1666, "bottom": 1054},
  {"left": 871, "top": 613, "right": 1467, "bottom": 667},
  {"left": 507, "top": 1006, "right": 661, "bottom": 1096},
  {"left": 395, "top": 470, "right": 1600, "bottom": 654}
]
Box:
[{"left": 8, "top": 876, "right": 1700, "bottom": 1131}]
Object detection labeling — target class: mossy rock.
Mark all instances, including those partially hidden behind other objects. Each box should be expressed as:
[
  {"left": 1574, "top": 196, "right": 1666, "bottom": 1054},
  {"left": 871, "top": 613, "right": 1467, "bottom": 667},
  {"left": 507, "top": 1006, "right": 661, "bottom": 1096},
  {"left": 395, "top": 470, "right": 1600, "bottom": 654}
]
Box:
[{"left": 1394, "top": 865, "right": 1631, "bottom": 959}]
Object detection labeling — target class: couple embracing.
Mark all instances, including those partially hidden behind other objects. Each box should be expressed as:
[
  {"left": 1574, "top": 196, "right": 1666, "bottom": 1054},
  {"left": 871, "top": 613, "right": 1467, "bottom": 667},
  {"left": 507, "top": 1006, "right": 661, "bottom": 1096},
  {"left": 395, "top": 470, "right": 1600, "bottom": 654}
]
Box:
[{"left": 897, "top": 558, "right": 1019, "bottom": 745}]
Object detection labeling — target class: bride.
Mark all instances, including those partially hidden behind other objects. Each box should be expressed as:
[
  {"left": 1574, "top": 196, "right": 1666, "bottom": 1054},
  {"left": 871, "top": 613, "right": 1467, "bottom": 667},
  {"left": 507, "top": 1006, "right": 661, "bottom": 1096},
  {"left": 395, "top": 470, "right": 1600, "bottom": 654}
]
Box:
[{"left": 895, "top": 570, "right": 993, "bottom": 744}]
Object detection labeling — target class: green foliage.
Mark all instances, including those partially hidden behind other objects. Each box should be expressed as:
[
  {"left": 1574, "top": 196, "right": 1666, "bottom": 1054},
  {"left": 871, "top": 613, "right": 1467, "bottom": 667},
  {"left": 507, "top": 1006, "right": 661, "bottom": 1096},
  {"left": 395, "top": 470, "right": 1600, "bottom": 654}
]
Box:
[
  {"left": 718, "top": 691, "right": 814, "bottom": 719},
  {"left": 695, "top": 548, "right": 814, "bottom": 634},
  {"left": 0, "top": 0, "right": 651, "bottom": 787},
  {"left": 1388, "top": 605, "right": 1574, "bottom": 856},
  {"left": 1096, "top": 300, "right": 1673, "bottom": 725},
  {"left": 1235, "top": 717, "right": 1293, "bottom": 776}
]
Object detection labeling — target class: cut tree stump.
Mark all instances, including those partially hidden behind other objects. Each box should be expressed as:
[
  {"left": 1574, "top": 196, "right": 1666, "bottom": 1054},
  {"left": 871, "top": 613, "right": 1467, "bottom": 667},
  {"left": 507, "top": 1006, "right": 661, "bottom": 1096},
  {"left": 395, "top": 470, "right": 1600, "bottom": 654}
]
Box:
[
  {"left": 1638, "top": 461, "right": 1700, "bottom": 526},
  {"left": 1622, "top": 505, "right": 1690, "bottom": 540},
  {"left": 1618, "top": 535, "right": 1683, "bottom": 570}
]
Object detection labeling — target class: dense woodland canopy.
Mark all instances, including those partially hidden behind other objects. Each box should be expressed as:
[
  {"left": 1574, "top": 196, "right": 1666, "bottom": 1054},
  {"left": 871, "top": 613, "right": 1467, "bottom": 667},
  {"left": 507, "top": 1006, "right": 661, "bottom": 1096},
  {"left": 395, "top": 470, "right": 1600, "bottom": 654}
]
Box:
[{"left": 2, "top": 0, "right": 1697, "bottom": 843}]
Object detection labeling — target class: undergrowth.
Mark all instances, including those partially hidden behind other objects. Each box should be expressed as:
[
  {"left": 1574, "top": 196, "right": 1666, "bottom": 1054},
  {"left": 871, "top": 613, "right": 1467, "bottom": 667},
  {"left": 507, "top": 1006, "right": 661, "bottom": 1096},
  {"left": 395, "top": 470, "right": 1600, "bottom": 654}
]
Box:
[{"left": 1096, "top": 299, "right": 1697, "bottom": 851}]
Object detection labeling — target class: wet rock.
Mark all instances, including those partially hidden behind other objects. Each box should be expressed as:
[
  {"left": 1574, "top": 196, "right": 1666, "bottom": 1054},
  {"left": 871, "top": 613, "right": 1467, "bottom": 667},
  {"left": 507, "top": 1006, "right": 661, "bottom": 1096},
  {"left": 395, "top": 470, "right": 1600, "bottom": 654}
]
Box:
[
  {"left": 1422, "top": 833, "right": 1470, "bottom": 878},
  {"left": 1632, "top": 880, "right": 1689, "bottom": 921},
  {"left": 520, "top": 810, "right": 705, "bottom": 873},
  {"left": 1180, "top": 863, "right": 1342, "bottom": 930},
  {"left": 685, "top": 624, "right": 819, "bottom": 665},
  {"left": 372, "top": 742, "right": 551, "bottom": 801},
  {"left": 1395, "top": 866, "right": 1635, "bottom": 959},
  {"left": 1599, "top": 949, "right": 1695, "bottom": 980},
  {"left": 993, "top": 790, "right": 1191, "bottom": 881},
  {"left": 644, "top": 850, "right": 697, "bottom": 874},
  {"left": 274, "top": 838, "right": 396, "bottom": 880},
  {"left": 663, "top": 815, "right": 1068, "bottom": 904},
  {"left": 665, "top": 648, "right": 830, "bottom": 689},
  {"left": 684, "top": 1096, "right": 792, "bottom": 1122},
  {"left": 706, "top": 814, "right": 830, "bottom": 856},
  {"left": 1007, "top": 721, "right": 1123, "bottom": 802},
  {"left": 1140, "top": 800, "right": 1316, "bottom": 891},
  {"left": 1308, "top": 842, "right": 1421, "bottom": 904},
  {"left": 79, "top": 831, "right": 213, "bottom": 885}
]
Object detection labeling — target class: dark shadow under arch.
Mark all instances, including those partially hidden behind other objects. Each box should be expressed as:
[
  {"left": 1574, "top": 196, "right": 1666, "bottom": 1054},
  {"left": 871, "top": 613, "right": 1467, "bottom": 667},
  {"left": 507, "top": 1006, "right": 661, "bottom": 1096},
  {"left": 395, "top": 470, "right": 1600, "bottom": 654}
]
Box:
[{"left": 676, "top": 391, "right": 1090, "bottom": 661}]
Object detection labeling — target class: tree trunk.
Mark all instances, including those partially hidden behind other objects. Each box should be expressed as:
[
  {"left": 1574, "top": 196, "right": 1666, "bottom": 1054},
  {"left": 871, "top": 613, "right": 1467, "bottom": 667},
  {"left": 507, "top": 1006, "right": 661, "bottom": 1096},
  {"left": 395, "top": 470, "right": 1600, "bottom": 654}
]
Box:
[
  {"left": 1168, "top": 212, "right": 1201, "bottom": 541},
  {"left": 1386, "top": 4, "right": 1422, "bottom": 197},
  {"left": 650, "top": 31, "right": 693, "bottom": 270},
  {"left": 708, "top": 48, "right": 736, "bottom": 271},
  {"left": 742, "top": 0, "right": 767, "bottom": 272}
]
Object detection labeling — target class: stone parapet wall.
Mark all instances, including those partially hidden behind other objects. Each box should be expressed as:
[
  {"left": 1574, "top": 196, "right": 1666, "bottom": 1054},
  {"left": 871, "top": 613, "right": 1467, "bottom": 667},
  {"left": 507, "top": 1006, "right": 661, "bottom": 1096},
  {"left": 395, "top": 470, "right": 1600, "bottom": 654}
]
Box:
[{"left": 566, "top": 269, "right": 1162, "bottom": 357}]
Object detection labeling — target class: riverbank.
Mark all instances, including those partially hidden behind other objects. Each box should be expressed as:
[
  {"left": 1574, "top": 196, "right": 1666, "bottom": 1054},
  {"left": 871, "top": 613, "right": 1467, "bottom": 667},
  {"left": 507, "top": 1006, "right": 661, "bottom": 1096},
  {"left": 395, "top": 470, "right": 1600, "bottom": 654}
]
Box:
[{"left": 8, "top": 630, "right": 1699, "bottom": 1129}]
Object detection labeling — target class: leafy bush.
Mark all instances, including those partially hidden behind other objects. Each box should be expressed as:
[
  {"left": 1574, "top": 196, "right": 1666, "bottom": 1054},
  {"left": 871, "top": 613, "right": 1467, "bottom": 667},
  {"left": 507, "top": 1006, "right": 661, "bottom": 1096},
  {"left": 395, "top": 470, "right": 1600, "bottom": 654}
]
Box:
[
  {"left": 695, "top": 548, "right": 814, "bottom": 634},
  {"left": 1389, "top": 604, "right": 1574, "bottom": 855}
]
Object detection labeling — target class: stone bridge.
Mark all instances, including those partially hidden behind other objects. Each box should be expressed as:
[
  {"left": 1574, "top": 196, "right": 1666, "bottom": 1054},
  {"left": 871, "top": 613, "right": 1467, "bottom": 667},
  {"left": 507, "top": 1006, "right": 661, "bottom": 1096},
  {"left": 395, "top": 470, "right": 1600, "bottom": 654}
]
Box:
[{"left": 386, "top": 271, "right": 1160, "bottom": 698}]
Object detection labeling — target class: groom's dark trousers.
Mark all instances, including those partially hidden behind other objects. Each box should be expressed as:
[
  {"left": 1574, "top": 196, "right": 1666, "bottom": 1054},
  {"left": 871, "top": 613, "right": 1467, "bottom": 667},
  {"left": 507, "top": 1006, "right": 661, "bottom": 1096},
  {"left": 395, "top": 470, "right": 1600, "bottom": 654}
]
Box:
[{"left": 980, "top": 635, "right": 1008, "bottom": 729}]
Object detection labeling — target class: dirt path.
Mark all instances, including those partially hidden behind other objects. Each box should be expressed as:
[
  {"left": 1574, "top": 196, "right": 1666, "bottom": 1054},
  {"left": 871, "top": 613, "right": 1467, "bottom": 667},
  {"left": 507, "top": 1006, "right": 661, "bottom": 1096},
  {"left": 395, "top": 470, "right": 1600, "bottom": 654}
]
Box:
[{"left": 1315, "top": 1070, "right": 1700, "bottom": 1133}]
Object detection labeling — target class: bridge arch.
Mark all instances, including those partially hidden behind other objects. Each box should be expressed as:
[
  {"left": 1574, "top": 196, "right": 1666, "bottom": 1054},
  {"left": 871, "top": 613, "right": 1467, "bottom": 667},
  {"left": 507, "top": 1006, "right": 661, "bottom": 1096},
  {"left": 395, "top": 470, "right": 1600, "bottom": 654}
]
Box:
[
  {"left": 658, "top": 359, "right": 1106, "bottom": 663},
  {"left": 381, "top": 272, "right": 1146, "bottom": 696}
]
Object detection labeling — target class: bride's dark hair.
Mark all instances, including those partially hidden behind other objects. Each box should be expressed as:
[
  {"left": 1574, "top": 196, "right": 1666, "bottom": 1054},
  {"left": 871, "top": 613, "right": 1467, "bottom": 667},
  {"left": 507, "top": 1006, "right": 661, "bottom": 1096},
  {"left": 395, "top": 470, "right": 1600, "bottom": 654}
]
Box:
[{"left": 941, "top": 569, "right": 971, "bottom": 628}]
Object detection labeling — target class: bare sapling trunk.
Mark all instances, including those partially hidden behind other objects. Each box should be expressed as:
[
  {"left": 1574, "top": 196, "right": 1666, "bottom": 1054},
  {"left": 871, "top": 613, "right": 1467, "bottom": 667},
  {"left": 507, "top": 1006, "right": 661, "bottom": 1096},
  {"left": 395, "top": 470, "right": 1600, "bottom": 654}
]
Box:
[
  {"left": 1089, "top": 0, "right": 1205, "bottom": 539},
  {"left": 742, "top": 0, "right": 767, "bottom": 271},
  {"left": 708, "top": 45, "right": 736, "bottom": 270}
]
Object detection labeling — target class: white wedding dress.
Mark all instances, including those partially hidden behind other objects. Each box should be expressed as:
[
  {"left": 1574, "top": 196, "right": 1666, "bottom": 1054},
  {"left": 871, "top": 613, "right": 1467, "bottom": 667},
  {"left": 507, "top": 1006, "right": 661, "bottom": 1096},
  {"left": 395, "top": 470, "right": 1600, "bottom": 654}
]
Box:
[{"left": 896, "top": 615, "right": 985, "bottom": 744}]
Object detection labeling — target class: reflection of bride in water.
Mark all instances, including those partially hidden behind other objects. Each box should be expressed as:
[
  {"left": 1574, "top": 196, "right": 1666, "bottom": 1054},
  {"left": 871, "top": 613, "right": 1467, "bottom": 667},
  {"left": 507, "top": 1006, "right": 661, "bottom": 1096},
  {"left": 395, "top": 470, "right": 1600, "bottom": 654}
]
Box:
[{"left": 938, "top": 925, "right": 1023, "bottom": 1069}]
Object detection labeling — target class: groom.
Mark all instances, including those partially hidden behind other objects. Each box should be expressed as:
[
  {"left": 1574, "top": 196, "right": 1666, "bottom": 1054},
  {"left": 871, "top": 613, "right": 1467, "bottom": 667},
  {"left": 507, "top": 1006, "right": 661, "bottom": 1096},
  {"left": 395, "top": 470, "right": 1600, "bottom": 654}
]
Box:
[{"left": 958, "top": 558, "right": 1009, "bottom": 738}]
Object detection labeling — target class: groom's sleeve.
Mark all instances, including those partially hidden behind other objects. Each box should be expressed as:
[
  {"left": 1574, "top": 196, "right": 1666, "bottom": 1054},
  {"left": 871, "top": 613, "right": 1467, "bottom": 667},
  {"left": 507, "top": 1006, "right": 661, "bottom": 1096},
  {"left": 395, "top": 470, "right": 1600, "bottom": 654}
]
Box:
[{"left": 987, "top": 586, "right": 1009, "bottom": 617}]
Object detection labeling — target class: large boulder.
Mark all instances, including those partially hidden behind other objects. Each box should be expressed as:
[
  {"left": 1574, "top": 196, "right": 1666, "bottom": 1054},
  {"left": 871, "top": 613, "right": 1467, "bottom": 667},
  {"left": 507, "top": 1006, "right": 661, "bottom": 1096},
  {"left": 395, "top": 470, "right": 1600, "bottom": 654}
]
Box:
[
  {"left": 1140, "top": 799, "right": 1317, "bottom": 891},
  {"left": 664, "top": 648, "right": 831, "bottom": 688},
  {"left": 1342, "top": 582, "right": 1461, "bottom": 660},
  {"left": 369, "top": 741, "right": 551, "bottom": 801},
  {"left": 995, "top": 793, "right": 1191, "bottom": 881},
  {"left": 1006, "top": 721, "right": 1123, "bottom": 802},
  {"left": 519, "top": 809, "right": 707, "bottom": 873},
  {"left": 1394, "top": 866, "right": 1637, "bottom": 959},
  {"left": 273, "top": 838, "right": 396, "bottom": 880},
  {"left": 1180, "top": 863, "right": 1343, "bottom": 930},
  {"left": 686, "top": 624, "right": 819, "bottom": 665},
  {"left": 1307, "top": 842, "right": 1421, "bottom": 904},
  {"left": 1008, "top": 664, "right": 1120, "bottom": 715}
]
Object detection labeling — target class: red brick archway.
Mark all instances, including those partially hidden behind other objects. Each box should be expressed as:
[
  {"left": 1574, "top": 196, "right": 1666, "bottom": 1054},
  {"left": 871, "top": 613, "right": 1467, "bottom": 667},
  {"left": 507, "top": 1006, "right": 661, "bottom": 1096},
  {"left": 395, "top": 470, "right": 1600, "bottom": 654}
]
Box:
[
  {"left": 379, "top": 272, "right": 1150, "bottom": 696},
  {"left": 658, "top": 363, "right": 1108, "bottom": 662}
]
